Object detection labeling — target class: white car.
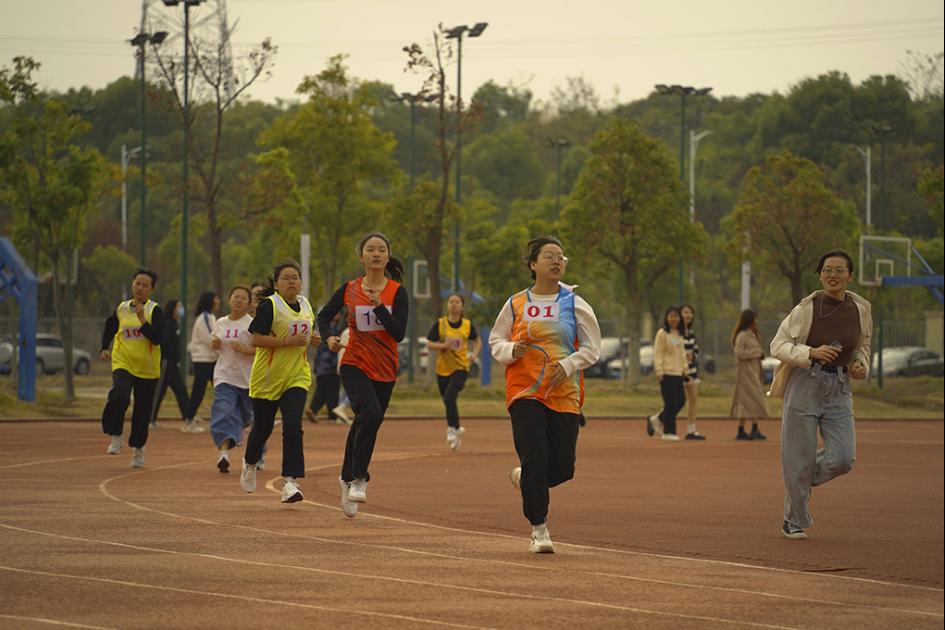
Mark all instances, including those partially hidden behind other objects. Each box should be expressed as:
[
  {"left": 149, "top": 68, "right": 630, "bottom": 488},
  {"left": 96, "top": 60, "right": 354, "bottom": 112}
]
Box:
[{"left": 605, "top": 343, "right": 655, "bottom": 378}]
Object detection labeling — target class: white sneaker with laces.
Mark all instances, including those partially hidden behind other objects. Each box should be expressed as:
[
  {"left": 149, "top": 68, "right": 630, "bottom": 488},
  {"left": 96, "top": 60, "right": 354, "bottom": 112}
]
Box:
[
  {"left": 281, "top": 478, "right": 303, "bottom": 503},
  {"left": 106, "top": 435, "right": 122, "bottom": 455},
  {"left": 256, "top": 457, "right": 266, "bottom": 471},
  {"left": 529, "top": 526, "right": 555, "bottom": 554},
  {"left": 332, "top": 405, "right": 351, "bottom": 424},
  {"left": 661, "top": 433, "right": 681, "bottom": 442},
  {"left": 190, "top": 418, "right": 206, "bottom": 433},
  {"left": 509, "top": 466, "right": 522, "bottom": 491},
  {"left": 450, "top": 426, "right": 466, "bottom": 451},
  {"left": 240, "top": 460, "right": 257, "bottom": 493},
  {"left": 338, "top": 477, "right": 358, "bottom": 518},
  {"left": 131, "top": 447, "right": 145, "bottom": 468},
  {"left": 348, "top": 478, "right": 368, "bottom": 502}
]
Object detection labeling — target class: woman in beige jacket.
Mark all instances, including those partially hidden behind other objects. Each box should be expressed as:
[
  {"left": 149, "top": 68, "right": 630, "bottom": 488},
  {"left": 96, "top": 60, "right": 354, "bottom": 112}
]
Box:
[
  {"left": 647, "top": 306, "right": 689, "bottom": 442},
  {"left": 730, "top": 309, "right": 768, "bottom": 441},
  {"left": 770, "top": 250, "right": 872, "bottom": 541}
]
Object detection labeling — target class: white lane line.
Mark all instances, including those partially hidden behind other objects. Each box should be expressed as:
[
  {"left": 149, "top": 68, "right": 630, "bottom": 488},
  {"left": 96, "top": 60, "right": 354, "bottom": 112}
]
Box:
[
  {"left": 0, "top": 456, "right": 104, "bottom": 470},
  {"left": 94, "top": 463, "right": 942, "bottom": 619},
  {"left": 0, "top": 564, "right": 491, "bottom": 630},
  {"left": 0, "top": 614, "right": 116, "bottom": 629},
  {"left": 0, "top": 527, "right": 791, "bottom": 629}
]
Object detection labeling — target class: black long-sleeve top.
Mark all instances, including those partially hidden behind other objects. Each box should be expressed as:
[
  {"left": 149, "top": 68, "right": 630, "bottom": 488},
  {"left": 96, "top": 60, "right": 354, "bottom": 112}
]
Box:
[
  {"left": 161, "top": 317, "right": 181, "bottom": 364},
  {"left": 100, "top": 302, "right": 164, "bottom": 351},
  {"left": 317, "top": 281, "right": 408, "bottom": 343}
]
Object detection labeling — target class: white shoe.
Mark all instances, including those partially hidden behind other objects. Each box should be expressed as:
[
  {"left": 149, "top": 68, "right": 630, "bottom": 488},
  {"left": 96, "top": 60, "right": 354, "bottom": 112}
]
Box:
[
  {"left": 131, "top": 447, "right": 145, "bottom": 468},
  {"left": 240, "top": 460, "right": 257, "bottom": 493},
  {"left": 338, "top": 477, "right": 358, "bottom": 518},
  {"left": 256, "top": 457, "right": 266, "bottom": 471},
  {"left": 348, "top": 478, "right": 368, "bottom": 503},
  {"left": 106, "top": 435, "right": 122, "bottom": 455},
  {"left": 332, "top": 405, "right": 352, "bottom": 424},
  {"left": 180, "top": 421, "right": 193, "bottom": 433},
  {"left": 216, "top": 452, "right": 230, "bottom": 474},
  {"left": 448, "top": 426, "right": 466, "bottom": 451},
  {"left": 510, "top": 467, "right": 522, "bottom": 491},
  {"left": 281, "top": 478, "right": 303, "bottom": 503},
  {"left": 529, "top": 526, "right": 555, "bottom": 554},
  {"left": 661, "top": 433, "right": 681, "bottom": 442}
]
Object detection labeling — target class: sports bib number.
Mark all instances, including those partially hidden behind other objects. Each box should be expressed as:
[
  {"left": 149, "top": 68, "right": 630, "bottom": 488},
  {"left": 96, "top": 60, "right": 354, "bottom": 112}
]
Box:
[
  {"left": 286, "top": 322, "right": 310, "bottom": 337},
  {"left": 121, "top": 327, "right": 145, "bottom": 341},
  {"left": 355, "top": 305, "right": 392, "bottom": 332},
  {"left": 220, "top": 326, "right": 244, "bottom": 340},
  {"left": 522, "top": 302, "right": 560, "bottom": 322},
  {"left": 446, "top": 337, "right": 463, "bottom": 350}
]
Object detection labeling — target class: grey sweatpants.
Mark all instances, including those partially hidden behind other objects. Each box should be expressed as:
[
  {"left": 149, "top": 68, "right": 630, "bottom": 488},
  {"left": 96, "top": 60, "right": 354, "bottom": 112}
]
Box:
[{"left": 781, "top": 364, "right": 856, "bottom": 529}]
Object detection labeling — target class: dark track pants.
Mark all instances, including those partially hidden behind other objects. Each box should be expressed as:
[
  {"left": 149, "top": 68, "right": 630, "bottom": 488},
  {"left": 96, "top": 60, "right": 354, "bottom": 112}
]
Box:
[
  {"left": 437, "top": 370, "right": 468, "bottom": 429},
  {"left": 245, "top": 387, "right": 307, "bottom": 478},
  {"left": 339, "top": 365, "right": 395, "bottom": 483},
  {"left": 101, "top": 369, "right": 157, "bottom": 449}
]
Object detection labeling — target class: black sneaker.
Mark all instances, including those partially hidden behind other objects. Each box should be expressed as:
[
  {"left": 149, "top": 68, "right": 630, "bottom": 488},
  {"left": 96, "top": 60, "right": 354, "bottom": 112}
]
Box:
[
  {"left": 217, "top": 455, "right": 230, "bottom": 474},
  {"left": 685, "top": 432, "right": 706, "bottom": 440},
  {"left": 750, "top": 428, "right": 767, "bottom": 441},
  {"left": 781, "top": 520, "right": 807, "bottom": 539},
  {"left": 736, "top": 429, "right": 752, "bottom": 441}
]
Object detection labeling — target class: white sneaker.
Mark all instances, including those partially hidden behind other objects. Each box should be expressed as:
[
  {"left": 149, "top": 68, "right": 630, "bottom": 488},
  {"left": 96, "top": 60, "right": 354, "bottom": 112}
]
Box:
[
  {"left": 240, "top": 460, "right": 257, "bottom": 493},
  {"left": 131, "top": 447, "right": 145, "bottom": 468},
  {"left": 106, "top": 435, "right": 122, "bottom": 455},
  {"left": 448, "top": 426, "right": 466, "bottom": 451},
  {"left": 332, "top": 405, "right": 352, "bottom": 425},
  {"left": 180, "top": 421, "right": 193, "bottom": 433},
  {"left": 529, "top": 526, "right": 555, "bottom": 554},
  {"left": 338, "top": 477, "right": 358, "bottom": 518},
  {"left": 256, "top": 457, "right": 266, "bottom": 471},
  {"left": 281, "top": 478, "right": 303, "bottom": 503},
  {"left": 661, "top": 433, "right": 681, "bottom": 442},
  {"left": 348, "top": 478, "right": 368, "bottom": 503},
  {"left": 216, "top": 452, "right": 230, "bottom": 474},
  {"left": 509, "top": 467, "right": 522, "bottom": 491}
]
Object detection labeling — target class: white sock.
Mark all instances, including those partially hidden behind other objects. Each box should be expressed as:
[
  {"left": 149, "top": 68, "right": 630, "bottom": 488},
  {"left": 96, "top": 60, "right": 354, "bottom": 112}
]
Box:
[
  {"left": 284, "top": 476, "right": 294, "bottom": 483},
  {"left": 688, "top": 423, "right": 697, "bottom": 434}
]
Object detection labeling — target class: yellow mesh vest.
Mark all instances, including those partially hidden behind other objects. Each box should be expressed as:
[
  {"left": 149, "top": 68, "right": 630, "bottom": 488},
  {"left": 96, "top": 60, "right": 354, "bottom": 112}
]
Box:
[
  {"left": 435, "top": 317, "right": 472, "bottom": 376},
  {"left": 249, "top": 294, "right": 314, "bottom": 400},
  {"left": 111, "top": 300, "right": 161, "bottom": 379}
]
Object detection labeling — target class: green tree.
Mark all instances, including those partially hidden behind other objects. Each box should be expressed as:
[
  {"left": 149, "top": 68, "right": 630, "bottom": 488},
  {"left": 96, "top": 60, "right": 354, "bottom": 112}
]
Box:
[
  {"left": 561, "top": 119, "right": 704, "bottom": 386},
  {"left": 259, "top": 55, "right": 399, "bottom": 300},
  {"left": 0, "top": 56, "right": 110, "bottom": 401},
  {"left": 918, "top": 164, "right": 944, "bottom": 236},
  {"left": 465, "top": 129, "right": 544, "bottom": 204},
  {"left": 725, "top": 151, "right": 858, "bottom": 306}
]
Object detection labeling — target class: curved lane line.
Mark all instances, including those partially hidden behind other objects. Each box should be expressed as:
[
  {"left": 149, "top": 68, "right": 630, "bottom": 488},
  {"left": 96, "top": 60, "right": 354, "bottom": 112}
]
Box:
[{"left": 0, "top": 614, "right": 116, "bottom": 629}]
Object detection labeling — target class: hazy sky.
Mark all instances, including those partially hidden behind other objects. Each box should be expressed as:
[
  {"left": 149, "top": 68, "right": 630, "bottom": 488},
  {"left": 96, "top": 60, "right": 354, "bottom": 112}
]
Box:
[{"left": 2, "top": 0, "right": 942, "bottom": 106}]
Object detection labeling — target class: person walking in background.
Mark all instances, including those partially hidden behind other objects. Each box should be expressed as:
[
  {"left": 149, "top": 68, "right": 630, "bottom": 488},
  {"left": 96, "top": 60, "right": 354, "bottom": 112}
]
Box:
[
  {"left": 427, "top": 293, "right": 482, "bottom": 451},
  {"left": 249, "top": 282, "right": 267, "bottom": 316},
  {"left": 240, "top": 259, "right": 320, "bottom": 503},
  {"left": 184, "top": 291, "right": 219, "bottom": 433},
  {"left": 489, "top": 236, "right": 601, "bottom": 554},
  {"left": 317, "top": 232, "right": 408, "bottom": 519},
  {"left": 680, "top": 304, "right": 706, "bottom": 440},
  {"left": 647, "top": 306, "right": 688, "bottom": 442},
  {"left": 149, "top": 299, "right": 189, "bottom": 429},
  {"left": 209, "top": 285, "right": 255, "bottom": 473},
  {"left": 771, "top": 249, "right": 872, "bottom": 540},
  {"left": 331, "top": 326, "right": 353, "bottom": 425},
  {"left": 305, "top": 311, "right": 343, "bottom": 423},
  {"left": 100, "top": 269, "right": 163, "bottom": 468},
  {"left": 731, "top": 309, "right": 769, "bottom": 441}
]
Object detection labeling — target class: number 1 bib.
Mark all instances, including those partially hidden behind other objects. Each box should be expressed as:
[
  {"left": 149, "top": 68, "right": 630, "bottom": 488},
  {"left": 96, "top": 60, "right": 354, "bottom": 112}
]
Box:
[{"left": 355, "top": 304, "right": 392, "bottom": 331}]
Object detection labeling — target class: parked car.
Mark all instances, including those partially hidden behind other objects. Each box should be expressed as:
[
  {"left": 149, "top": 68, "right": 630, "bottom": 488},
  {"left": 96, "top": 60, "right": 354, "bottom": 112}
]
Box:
[
  {"left": 603, "top": 338, "right": 715, "bottom": 379},
  {"left": 872, "top": 347, "right": 944, "bottom": 377},
  {"left": 3, "top": 334, "right": 93, "bottom": 375}
]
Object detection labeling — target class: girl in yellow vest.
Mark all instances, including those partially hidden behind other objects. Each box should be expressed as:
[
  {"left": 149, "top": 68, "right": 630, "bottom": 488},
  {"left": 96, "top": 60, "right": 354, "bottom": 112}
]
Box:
[
  {"left": 99, "top": 269, "right": 164, "bottom": 468},
  {"left": 239, "top": 259, "right": 321, "bottom": 504},
  {"left": 426, "top": 293, "right": 482, "bottom": 451},
  {"left": 488, "top": 236, "right": 601, "bottom": 554}
]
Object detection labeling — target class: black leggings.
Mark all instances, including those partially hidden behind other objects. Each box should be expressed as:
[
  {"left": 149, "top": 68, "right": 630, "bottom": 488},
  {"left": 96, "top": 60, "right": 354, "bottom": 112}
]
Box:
[
  {"left": 186, "top": 361, "right": 215, "bottom": 420},
  {"left": 309, "top": 373, "right": 341, "bottom": 418},
  {"left": 339, "top": 365, "right": 396, "bottom": 483},
  {"left": 245, "top": 387, "right": 307, "bottom": 478},
  {"left": 437, "top": 370, "right": 468, "bottom": 429},
  {"left": 101, "top": 369, "right": 158, "bottom": 449},
  {"left": 509, "top": 399, "right": 580, "bottom": 526},
  {"left": 659, "top": 375, "right": 686, "bottom": 436},
  {"left": 151, "top": 359, "right": 189, "bottom": 421}
]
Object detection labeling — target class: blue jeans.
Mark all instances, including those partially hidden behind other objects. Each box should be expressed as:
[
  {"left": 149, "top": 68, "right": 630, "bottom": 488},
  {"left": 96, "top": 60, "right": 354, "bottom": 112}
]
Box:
[{"left": 210, "top": 383, "right": 253, "bottom": 448}]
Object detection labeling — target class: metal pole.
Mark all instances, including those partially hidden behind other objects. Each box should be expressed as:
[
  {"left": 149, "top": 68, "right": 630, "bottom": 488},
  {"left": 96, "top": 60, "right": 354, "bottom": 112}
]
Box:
[
  {"left": 121, "top": 144, "right": 128, "bottom": 254},
  {"left": 865, "top": 146, "right": 871, "bottom": 228},
  {"left": 555, "top": 143, "right": 563, "bottom": 212},
  {"left": 879, "top": 138, "right": 886, "bottom": 230},
  {"left": 677, "top": 92, "right": 687, "bottom": 303},
  {"left": 180, "top": 2, "right": 191, "bottom": 376},
  {"left": 453, "top": 33, "right": 463, "bottom": 293},
  {"left": 409, "top": 99, "right": 416, "bottom": 191},
  {"left": 407, "top": 257, "right": 415, "bottom": 384},
  {"left": 139, "top": 44, "right": 148, "bottom": 266},
  {"left": 740, "top": 260, "right": 751, "bottom": 311},
  {"left": 877, "top": 307, "right": 884, "bottom": 389}
]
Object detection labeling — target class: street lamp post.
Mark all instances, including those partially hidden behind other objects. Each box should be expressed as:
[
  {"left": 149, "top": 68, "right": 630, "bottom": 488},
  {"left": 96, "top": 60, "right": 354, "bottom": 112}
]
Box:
[
  {"left": 547, "top": 138, "right": 570, "bottom": 212},
  {"left": 129, "top": 30, "right": 168, "bottom": 267},
  {"left": 688, "top": 129, "right": 712, "bottom": 222},
  {"left": 854, "top": 145, "right": 872, "bottom": 228},
  {"left": 445, "top": 21, "right": 487, "bottom": 292},
  {"left": 390, "top": 91, "right": 437, "bottom": 191},
  {"left": 162, "top": 0, "right": 203, "bottom": 375},
  {"left": 870, "top": 123, "right": 893, "bottom": 229},
  {"left": 120, "top": 144, "right": 143, "bottom": 254},
  {"left": 655, "top": 83, "right": 712, "bottom": 303}
]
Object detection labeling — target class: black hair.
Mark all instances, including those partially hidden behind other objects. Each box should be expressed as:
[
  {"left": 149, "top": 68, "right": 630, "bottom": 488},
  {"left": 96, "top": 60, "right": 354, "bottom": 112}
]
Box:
[
  {"left": 262, "top": 259, "right": 303, "bottom": 298},
  {"left": 133, "top": 268, "right": 158, "bottom": 288},
  {"left": 731, "top": 308, "right": 758, "bottom": 346},
  {"left": 816, "top": 250, "right": 855, "bottom": 275},
  {"left": 661, "top": 306, "right": 685, "bottom": 334},
  {"left": 524, "top": 235, "right": 564, "bottom": 280},
  {"left": 679, "top": 303, "right": 696, "bottom": 329},
  {"left": 446, "top": 292, "right": 466, "bottom": 317},
  {"left": 194, "top": 291, "right": 217, "bottom": 316},
  {"left": 228, "top": 285, "right": 252, "bottom": 301},
  {"left": 163, "top": 299, "right": 180, "bottom": 318},
  {"left": 357, "top": 232, "right": 404, "bottom": 283}
]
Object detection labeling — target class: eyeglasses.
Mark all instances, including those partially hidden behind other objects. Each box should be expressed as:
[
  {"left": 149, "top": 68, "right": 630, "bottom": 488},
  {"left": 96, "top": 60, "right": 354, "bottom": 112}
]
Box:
[
  {"left": 539, "top": 254, "right": 569, "bottom": 264},
  {"left": 820, "top": 267, "right": 848, "bottom": 276},
  {"left": 278, "top": 275, "right": 301, "bottom": 282}
]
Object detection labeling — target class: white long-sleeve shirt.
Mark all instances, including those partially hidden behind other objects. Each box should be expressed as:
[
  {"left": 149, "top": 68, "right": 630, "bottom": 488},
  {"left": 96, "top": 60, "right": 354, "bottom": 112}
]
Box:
[
  {"left": 189, "top": 312, "right": 219, "bottom": 363},
  {"left": 489, "top": 289, "right": 601, "bottom": 377}
]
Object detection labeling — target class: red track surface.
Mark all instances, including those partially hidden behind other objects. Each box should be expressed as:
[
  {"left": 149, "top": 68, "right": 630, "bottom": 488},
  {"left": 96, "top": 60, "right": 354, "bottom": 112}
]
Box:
[{"left": 0, "top": 418, "right": 942, "bottom": 629}]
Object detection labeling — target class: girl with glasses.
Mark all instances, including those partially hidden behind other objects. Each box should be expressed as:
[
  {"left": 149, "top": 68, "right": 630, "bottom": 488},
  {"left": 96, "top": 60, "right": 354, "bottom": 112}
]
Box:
[{"left": 489, "top": 236, "right": 601, "bottom": 554}]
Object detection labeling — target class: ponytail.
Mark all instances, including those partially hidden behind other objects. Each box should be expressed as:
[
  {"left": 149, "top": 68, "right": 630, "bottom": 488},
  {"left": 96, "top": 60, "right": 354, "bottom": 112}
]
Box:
[{"left": 386, "top": 257, "right": 404, "bottom": 283}]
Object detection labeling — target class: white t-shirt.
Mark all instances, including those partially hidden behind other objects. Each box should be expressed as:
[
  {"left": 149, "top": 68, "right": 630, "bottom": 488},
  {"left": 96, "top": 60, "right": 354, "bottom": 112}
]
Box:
[{"left": 212, "top": 314, "right": 254, "bottom": 389}]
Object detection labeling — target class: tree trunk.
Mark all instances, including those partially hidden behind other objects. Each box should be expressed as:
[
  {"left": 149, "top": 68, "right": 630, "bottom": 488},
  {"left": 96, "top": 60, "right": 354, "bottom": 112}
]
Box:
[
  {"left": 789, "top": 271, "right": 804, "bottom": 305},
  {"left": 49, "top": 257, "right": 75, "bottom": 402},
  {"left": 623, "top": 265, "right": 642, "bottom": 388},
  {"left": 207, "top": 201, "right": 223, "bottom": 298}
]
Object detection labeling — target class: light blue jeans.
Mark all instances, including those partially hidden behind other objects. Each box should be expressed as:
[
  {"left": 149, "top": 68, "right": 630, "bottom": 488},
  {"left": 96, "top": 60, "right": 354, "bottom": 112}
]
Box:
[
  {"left": 781, "top": 364, "right": 856, "bottom": 529},
  {"left": 210, "top": 383, "right": 253, "bottom": 449}
]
